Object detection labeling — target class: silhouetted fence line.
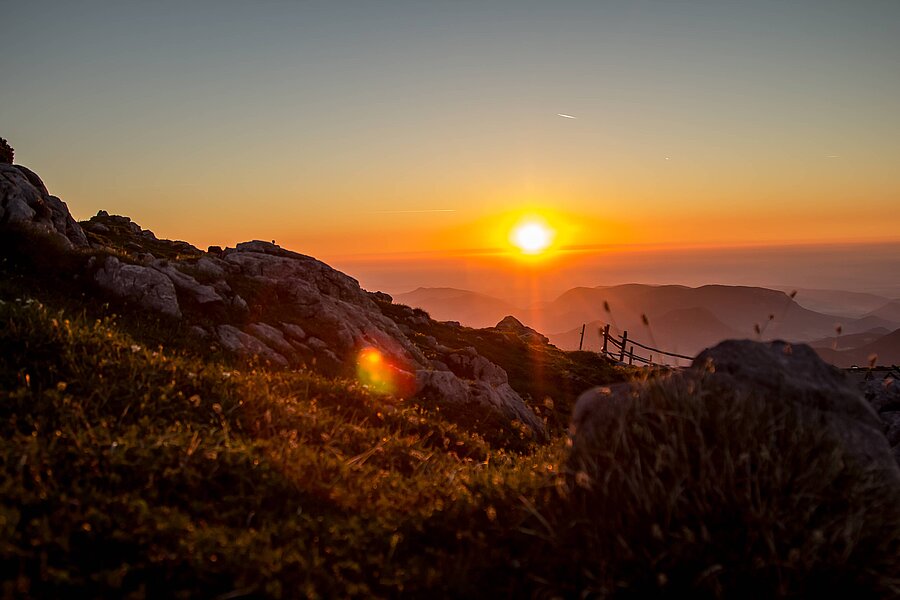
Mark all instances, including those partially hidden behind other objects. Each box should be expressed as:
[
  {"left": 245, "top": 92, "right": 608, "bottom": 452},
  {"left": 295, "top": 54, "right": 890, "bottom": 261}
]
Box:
[{"left": 596, "top": 324, "right": 694, "bottom": 367}]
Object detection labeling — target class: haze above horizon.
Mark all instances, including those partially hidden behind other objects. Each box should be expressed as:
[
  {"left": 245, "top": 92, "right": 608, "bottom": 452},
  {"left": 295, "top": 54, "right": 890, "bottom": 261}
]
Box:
[{"left": 2, "top": 1, "right": 898, "bottom": 294}]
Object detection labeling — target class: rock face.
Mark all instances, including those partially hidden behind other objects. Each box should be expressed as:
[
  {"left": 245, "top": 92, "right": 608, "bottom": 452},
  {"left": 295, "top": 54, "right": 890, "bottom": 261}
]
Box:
[
  {"left": 220, "top": 241, "right": 426, "bottom": 369},
  {"left": 0, "top": 163, "right": 88, "bottom": 247},
  {"left": 1, "top": 163, "right": 547, "bottom": 438},
  {"left": 93, "top": 256, "right": 182, "bottom": 318}
]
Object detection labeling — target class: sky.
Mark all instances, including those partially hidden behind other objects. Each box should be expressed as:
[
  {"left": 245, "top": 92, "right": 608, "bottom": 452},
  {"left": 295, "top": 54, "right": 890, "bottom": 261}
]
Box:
[{"left": 2, "top": 1, "right": 899, "bottom": 299}]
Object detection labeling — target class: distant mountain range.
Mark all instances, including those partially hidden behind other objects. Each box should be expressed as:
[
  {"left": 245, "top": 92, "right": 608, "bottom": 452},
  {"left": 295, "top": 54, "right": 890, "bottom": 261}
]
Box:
[
  {"left": 814, "top": 328, "right": 900, "bottom": 368},
  {"left": 776, "top": 288, "right": 897, "bottom": 319},
  {"left": 396, "top": 284, "right": 900, "bottom": 367},
  {"left": 393, "top": 287, "right": 518, "bottom": 329}
]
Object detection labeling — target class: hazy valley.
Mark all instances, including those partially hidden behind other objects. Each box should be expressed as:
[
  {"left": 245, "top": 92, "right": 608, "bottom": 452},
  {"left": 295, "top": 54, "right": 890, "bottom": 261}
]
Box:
[{"left": 397, "top": 285, "right": 900, "bottom": 367}]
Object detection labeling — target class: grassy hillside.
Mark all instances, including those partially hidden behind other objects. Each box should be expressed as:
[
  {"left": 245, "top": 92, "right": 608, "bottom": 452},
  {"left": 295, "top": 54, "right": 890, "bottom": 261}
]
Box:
[
  {"left": 0, "top": 274, "right": 567, "bottom": 598},
  {"left": 0, "top": 227, "right": 613, "bottom": 597},
  {"left": 2, "top": 227, "right": 899, "bottom": 598}
]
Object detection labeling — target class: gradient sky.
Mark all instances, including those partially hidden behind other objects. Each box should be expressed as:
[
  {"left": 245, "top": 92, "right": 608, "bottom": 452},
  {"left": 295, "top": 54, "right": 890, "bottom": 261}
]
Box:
[{"left": 3, "top": 1, "right": 899, "bottom": 296}]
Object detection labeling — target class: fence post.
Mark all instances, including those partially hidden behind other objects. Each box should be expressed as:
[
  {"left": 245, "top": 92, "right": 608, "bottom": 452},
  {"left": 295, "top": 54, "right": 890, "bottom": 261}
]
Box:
[
  {"left": 601, "top": 324, "right": 610, "bottom": 356},
  {"left": 578, "top": 324, "right": 586, "bottom": 351},
  {"left": 619, "top": 330, "right": 628, "bottom": 362},
  {"left": 628, "top": 345, "right": 634, "bottom": 365}
]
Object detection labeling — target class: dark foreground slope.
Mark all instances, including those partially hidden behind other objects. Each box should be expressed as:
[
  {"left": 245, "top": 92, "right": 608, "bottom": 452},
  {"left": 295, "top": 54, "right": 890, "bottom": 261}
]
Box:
[{"left": 2, "top": 161, "right": 900, "bottom": 598}]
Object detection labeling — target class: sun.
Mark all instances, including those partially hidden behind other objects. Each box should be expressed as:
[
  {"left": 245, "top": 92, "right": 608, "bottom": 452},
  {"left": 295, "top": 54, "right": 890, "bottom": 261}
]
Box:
[{"left": 510, "top": 218, "right": 555, "bottom": 255}]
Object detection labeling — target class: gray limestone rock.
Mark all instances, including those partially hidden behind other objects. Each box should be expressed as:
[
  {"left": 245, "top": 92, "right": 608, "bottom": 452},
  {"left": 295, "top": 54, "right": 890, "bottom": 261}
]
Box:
[
  {"left": 215, "top": 325, "right": 288, "bottom": 367},
  {"left": 151, "top": 261, "right": 223, "bottom": 305},
  {"left": 416, "top": 369, "right": 545, "bottom": 437},
  {"left": 247, "top": 322, "right": 296, "bottom": 356},
  {"left": 93, "top": 256, "right": 181, "bottom": 318},
  {"left": 280, "top": 322, "right": 307, "bottom": 342},
  {"left": 0, "top": 163, "right": 88, "bottom": 248},
  {"left": 193, "top": 256, "right": 228, "bottom": 280}
]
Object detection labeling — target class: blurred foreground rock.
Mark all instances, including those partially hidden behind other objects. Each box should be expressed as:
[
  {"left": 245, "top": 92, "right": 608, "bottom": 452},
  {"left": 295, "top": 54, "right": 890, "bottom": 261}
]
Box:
[{"left": 565, "top": 339, "right": 900, "bottom": 597}]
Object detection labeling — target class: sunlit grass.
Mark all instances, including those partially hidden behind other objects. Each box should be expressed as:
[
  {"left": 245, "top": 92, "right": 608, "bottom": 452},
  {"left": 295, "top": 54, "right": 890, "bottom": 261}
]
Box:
[{"left": 2, "top": 226, "right": 898, "bottom": 598}]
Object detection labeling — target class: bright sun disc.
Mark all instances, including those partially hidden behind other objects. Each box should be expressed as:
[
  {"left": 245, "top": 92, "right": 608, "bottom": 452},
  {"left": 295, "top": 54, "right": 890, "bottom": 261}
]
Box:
[{"left": 511, "top": 219, "right": 554, "bottom": 254}]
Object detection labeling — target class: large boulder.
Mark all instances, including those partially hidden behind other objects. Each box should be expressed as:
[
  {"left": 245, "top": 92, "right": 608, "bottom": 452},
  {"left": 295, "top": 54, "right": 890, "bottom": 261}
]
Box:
[
  {"left": 445, "top": 346, "right": 509, "bottom": 386},
  {"left": 563, "top": 339, "right": 900, "bottom": 597},
  {"left": 861, "top": 372, "right": 900, "bottom": 463},
  {"left": 93, "top": 256, "right": 181, "bottom": 318},
  {"left": 0, "top": 163, "right": 88, "bottom": 247},
  {"left": 415, "top": 368, "right": 545, "bottom": 436},
  {"left": 692, "top": 340, "right": 893, "bottom": 472},
  {"left": 150, "top": 260, "right": 223, "bottom": 306}
]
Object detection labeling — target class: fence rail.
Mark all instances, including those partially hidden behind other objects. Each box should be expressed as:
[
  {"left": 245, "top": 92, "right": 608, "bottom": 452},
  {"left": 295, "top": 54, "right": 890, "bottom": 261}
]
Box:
[
  {"left": 586, "top": 323, "right": 900, "bottom": 371},
  {"left": 595, "top": 324, "right": 694, "bottom": 367}
]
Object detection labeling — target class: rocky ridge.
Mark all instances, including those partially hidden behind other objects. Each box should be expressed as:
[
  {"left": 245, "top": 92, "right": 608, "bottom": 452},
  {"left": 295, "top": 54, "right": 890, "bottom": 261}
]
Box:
[{"left": 2, "top": 164, "right": 548, "bottom": 436}]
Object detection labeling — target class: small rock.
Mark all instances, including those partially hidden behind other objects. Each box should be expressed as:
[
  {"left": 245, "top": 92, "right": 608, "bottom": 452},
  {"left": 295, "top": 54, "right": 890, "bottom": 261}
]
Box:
[{"left": 494, "top": 315, "right": 549, "bottom": 345}]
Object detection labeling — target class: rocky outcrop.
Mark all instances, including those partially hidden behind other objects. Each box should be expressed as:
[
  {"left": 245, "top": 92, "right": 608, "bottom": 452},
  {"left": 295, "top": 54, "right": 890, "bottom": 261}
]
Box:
[
  {"left": 0, "top": 163, "right": 88, "bottom": 247},
  {"left": 416, "top": 361, "right": 544, "bottom": 434},
  {"left": 220, "top": 241, "right": 427, "bottom": 366},
  {"left": 150, "top": 260, "right": 223, "bottom": 306},
  {"left": 84, "top": 226, "right": 545, "bottom": 435},
  {"left": 1, "top": 162, "right": 546, "bottom": 437},
  {"left": 93, "top": 256, "right": 181, "bottom": 318},
  {"left": 212, "top": 242, "right": 544, "bottom": 435},
  {"left": 493, "top": 315, "right": 550, "bottom": 345}
]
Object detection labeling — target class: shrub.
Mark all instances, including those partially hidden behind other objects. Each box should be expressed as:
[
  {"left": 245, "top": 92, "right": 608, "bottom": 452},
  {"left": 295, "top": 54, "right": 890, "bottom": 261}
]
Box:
[{"left": 0, "top": 137, "right": 13, "bottom": 164}]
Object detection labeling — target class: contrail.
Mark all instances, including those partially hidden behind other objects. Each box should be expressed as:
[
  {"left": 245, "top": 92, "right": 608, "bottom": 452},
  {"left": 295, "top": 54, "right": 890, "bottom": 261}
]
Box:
[
  {"left": 557, "top": 113, "right": 578, "bottom": 119},
  {"left": 370, "top": 209, "right": 457, "bottom": 214}
]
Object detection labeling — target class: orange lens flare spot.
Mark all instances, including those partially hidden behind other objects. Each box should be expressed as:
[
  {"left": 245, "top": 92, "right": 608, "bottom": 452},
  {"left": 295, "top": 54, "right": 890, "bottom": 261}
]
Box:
[{"left": 356, "top": 347, "right": 396, "bottom": 394}]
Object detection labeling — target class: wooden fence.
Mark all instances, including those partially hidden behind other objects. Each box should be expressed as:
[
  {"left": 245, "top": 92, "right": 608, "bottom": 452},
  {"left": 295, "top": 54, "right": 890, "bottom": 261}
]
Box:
[{"left": 582, "top": 323, "right": 695, "bottom": 367}]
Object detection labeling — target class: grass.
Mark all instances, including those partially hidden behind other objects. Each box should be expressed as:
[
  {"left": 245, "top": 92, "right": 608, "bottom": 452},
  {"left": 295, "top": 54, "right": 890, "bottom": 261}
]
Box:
[
  {"left": 0, "top": 293, "right": 565, "bottom": 598},
  {"left": 2, "top": 225, "right": 899, "bottom": 598}
]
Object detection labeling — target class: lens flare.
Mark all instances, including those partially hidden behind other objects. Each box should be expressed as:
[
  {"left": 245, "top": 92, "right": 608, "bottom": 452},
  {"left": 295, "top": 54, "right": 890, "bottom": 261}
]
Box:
[
  {"left": 356, "top": 347, "right": 415, "bottom": 396},
  {"left": 357, "top": 347, "right": 392, "bottom": 393}
]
